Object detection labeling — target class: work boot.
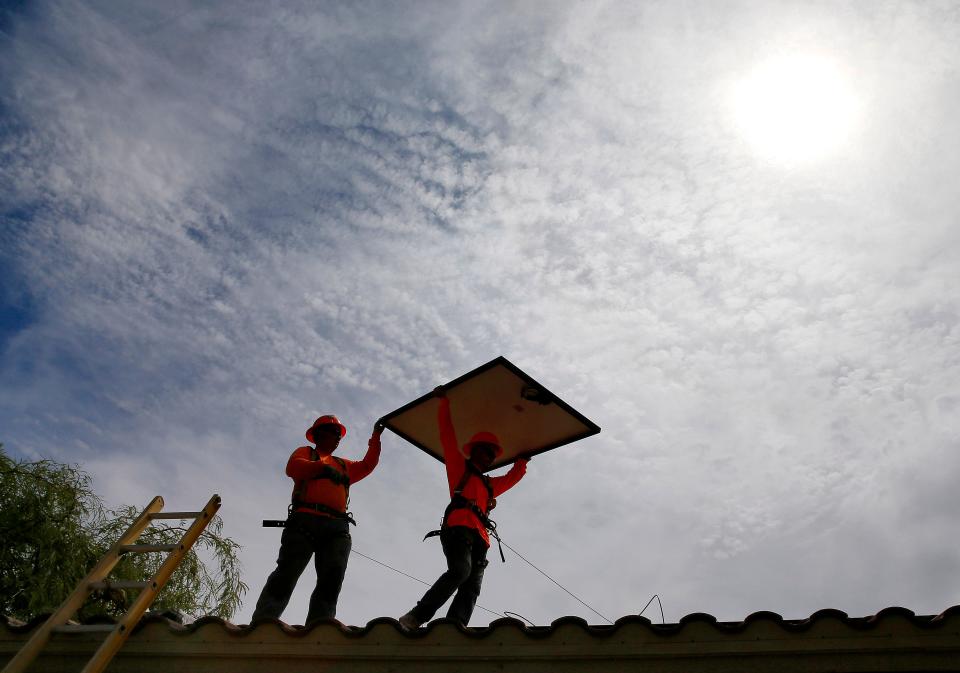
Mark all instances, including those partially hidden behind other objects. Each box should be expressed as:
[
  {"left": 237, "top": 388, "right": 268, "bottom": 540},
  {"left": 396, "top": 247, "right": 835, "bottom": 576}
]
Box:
[{"left": 398, "top": 612, "right": 421, "bottom": 631}]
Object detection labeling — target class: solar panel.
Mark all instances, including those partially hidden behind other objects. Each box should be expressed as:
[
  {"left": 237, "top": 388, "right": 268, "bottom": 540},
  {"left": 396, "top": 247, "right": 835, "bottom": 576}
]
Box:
[{"left": 380, "top": 356, "right": 600, "bottom": 471}]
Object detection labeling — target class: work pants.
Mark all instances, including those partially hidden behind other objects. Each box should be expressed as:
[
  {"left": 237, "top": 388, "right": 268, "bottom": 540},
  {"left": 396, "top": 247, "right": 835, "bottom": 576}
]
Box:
[
  {"left": 252, "top": 512, "right": 352, "bottom": 624},
  {"left": 409, "top": 526, "right": 489, "bottom": 625}
]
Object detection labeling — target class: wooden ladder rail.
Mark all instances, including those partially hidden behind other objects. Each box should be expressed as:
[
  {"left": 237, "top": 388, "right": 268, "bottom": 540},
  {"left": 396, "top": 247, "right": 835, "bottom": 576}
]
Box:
[{"left": 2, "top": 494, "right": 222, "bottom": 673}]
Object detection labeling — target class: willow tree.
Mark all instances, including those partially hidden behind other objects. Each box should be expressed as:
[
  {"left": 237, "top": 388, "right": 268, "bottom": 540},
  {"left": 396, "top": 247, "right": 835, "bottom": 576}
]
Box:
[{"left": 0, "top": 445, "right": 246, "bottom": 622}]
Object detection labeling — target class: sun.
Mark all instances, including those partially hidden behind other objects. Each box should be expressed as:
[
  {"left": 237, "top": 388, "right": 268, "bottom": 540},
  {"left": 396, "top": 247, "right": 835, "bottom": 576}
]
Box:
[{"left": 730, "top": 53, "right": 859, "bottom": 164}]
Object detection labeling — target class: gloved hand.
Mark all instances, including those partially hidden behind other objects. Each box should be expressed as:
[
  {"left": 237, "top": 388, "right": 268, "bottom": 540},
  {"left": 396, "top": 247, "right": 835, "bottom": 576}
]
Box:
[{"left": 369, "top": 422, "right": 384, "bottom": 451}]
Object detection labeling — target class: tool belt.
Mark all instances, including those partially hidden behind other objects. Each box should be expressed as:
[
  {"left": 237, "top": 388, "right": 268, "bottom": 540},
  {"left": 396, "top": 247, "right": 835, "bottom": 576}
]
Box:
[
  {"left": 424, "top": 495, "right": 505, "bottom": 562},
  {"left": 290, "top": 501, "right": 356, "bottom": 526}
]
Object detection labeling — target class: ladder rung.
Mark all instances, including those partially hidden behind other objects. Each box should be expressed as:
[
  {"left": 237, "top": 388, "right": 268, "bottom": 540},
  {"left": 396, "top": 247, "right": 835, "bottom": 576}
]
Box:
[
  {"left": 148, "top": 511, "right": 203, "bottom": 519},
  {"left": 89, "top": 580, "right": 151, "bottom": 591},
  {"left": 119, "top": 544, "right": 178, "bottom": 554},
  {"left": 52, "top": 624, "right": 118, "bottom": 634},
  {"left": 3, "top": 495, "right": 221, "bottom": 673}
]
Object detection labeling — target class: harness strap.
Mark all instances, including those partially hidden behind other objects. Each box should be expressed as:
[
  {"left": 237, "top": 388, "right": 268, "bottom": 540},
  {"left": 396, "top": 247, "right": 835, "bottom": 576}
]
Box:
[
  {"left": 292, "top": 502, "right": 356, "bottom": 526},
  {"left": 423, "top": 501, "right": 505, "bottom": 562},
  {"left": 453, "top": 462, "right": 493, "bottom": 502},
  {"left": 291, "top": 450, "right": 356, "bottom": 524},
  {"left": 424, "top": 463, "right": 505, "bottom": 562}
]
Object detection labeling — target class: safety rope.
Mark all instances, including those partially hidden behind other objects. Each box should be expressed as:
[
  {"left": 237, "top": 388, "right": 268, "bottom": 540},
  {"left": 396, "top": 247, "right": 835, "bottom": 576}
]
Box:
[
  {"left": 498, "top": 539, "right": 614, "bottom": 625},
  {"left": 351, "top": 534, "right": 643, "bottom": 626},
  {"left": 350, "top": 548, "right": 506, "bottom": 620}
]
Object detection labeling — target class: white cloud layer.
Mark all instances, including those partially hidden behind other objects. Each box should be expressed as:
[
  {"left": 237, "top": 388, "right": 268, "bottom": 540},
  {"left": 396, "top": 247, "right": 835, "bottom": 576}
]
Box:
[{"left": 2, "top": 0, "right": 959, "bottom": 625}]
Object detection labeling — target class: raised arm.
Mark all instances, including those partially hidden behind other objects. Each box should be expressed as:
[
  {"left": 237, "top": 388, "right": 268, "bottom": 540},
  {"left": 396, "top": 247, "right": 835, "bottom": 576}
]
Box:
[
  {"left": 347, "top": 422, "right": 383, "bottom": 483},
  {"left": 489, "top": 457, "right": 528, "bottom": 497},
  {"left": 437, "top": 392, "right": 465, "bottom": 489}
]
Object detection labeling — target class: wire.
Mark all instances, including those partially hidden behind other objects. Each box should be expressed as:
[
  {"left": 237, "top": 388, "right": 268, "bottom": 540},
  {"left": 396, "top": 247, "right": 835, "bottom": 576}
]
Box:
[
  {"left": 638, "top": 594, "right": 665, "bottom": 624},
  {"left": 350, "top": 548, "right": 431, "bottom": 587},
  {"left": 502, "top": 611, "right": 536, "bottom": 626},
  {"left": 352, "top": 540, "right": 623, "bottom": 627},
  {"left": 499, "top": 539, "right": 614, "bottom": 625},
  {"left": 351, "top": 548, "right": 506, "bottom": 620}
]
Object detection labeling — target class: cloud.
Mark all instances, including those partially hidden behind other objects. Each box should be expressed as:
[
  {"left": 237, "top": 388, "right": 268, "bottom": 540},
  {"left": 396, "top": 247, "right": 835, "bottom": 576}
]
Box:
[{"left": 2, "top": 0, "right": 959, "bottom": 625}]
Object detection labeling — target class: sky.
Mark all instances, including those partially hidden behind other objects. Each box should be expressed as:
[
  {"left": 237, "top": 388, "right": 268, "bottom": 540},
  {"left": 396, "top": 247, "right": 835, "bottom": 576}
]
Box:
[{"left": 1, "top": 0, "right": 959, "bottom": 627}]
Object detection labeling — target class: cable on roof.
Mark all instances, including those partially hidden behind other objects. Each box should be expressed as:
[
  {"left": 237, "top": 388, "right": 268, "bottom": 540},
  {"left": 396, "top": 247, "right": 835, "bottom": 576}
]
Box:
[
  {"left": 353, "top": 540, "right": 636, "bottom": 627},
  {"left": 639, "top": 594, "right": 665, "bottom": 624},
  {"left": 350, "top": 548, "right": 506, "bottom": 620},
  {"left": 498, "top": 539, "right": 614, "bottom": 625},
  {"left": 503, "top": 611, "right": 536, "bottom": 626}
]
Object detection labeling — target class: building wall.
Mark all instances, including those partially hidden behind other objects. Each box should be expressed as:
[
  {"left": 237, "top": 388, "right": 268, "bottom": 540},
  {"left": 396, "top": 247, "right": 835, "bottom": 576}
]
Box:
[{"left": 4, "top": 609, "right": 960, "bottom": 673}]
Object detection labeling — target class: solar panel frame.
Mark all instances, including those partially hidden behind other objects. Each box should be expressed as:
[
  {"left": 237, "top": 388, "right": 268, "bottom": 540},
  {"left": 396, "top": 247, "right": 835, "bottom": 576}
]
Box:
[{"left": 380, "top": 356, "right": 601, "bottom": 472}]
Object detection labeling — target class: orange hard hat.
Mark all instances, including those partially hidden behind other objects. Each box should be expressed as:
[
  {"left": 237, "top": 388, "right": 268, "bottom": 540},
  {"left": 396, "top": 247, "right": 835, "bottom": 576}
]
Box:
[
  {"left": 306, "top": 414, "right": 347, "bottom": 443},
  {"left": 463, "top": 431, "right": 504, "bottom": 458}
]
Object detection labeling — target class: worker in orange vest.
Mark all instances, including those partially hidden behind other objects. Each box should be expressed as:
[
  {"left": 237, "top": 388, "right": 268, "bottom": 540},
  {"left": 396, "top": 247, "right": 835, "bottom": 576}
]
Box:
[
  {"left": 252, "top": 414, "right": 382, "bottom": 624},
  {"left": 399, "top": 387, "right": 528, "bottom": 629}
]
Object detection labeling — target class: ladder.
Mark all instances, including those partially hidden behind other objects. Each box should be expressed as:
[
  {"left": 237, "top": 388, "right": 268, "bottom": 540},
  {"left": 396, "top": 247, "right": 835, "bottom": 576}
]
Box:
[{"left": 2, "top": 494, "right": 221, "bottom": 673}]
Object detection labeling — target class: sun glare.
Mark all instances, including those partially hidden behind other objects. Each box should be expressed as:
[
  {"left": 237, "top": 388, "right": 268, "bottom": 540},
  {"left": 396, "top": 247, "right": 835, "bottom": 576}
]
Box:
[{"left": 731, "top": 53, "right": 859, "bottom": 164}]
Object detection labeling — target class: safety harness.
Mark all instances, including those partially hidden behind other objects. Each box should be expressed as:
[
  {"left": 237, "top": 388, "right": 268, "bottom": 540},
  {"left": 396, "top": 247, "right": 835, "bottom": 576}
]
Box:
[
  {"left": 424, "top": 463, "right": 505, "bottom": 562},
  {"left": 289, "top": 448, "right": 356, "bottom": 525}
]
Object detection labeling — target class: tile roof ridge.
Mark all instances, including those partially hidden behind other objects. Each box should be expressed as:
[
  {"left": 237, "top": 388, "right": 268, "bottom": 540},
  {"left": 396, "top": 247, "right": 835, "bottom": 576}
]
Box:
[
  {"left": 487, "top": 615, "right": 552, "bottom": 636},
  {"left": 932, "top": 605, "right": 960, "bottom": 621},
  {"left": 8, "top": 606, "right": 960, "bottom": 639},
  {"left": 677, "top": 611, "right": 718, "bottom": 625},
  {"left": 869, "top": 606, "right": 916, "bottom": 621},
  {"left": 243, "top": 616, "right": 324, "bottom": 636},
  {"left": 807, "top": 607, "right": 850, "bottom": 620},
  {"left": 867, "top": 605, "right": 960, "bottom": 629}
]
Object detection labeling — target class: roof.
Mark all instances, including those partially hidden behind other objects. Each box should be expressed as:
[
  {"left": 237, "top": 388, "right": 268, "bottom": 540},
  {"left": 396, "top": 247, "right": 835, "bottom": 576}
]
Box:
[{"left": 4, "top": 607, "right": 960, "bottom": 672}]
